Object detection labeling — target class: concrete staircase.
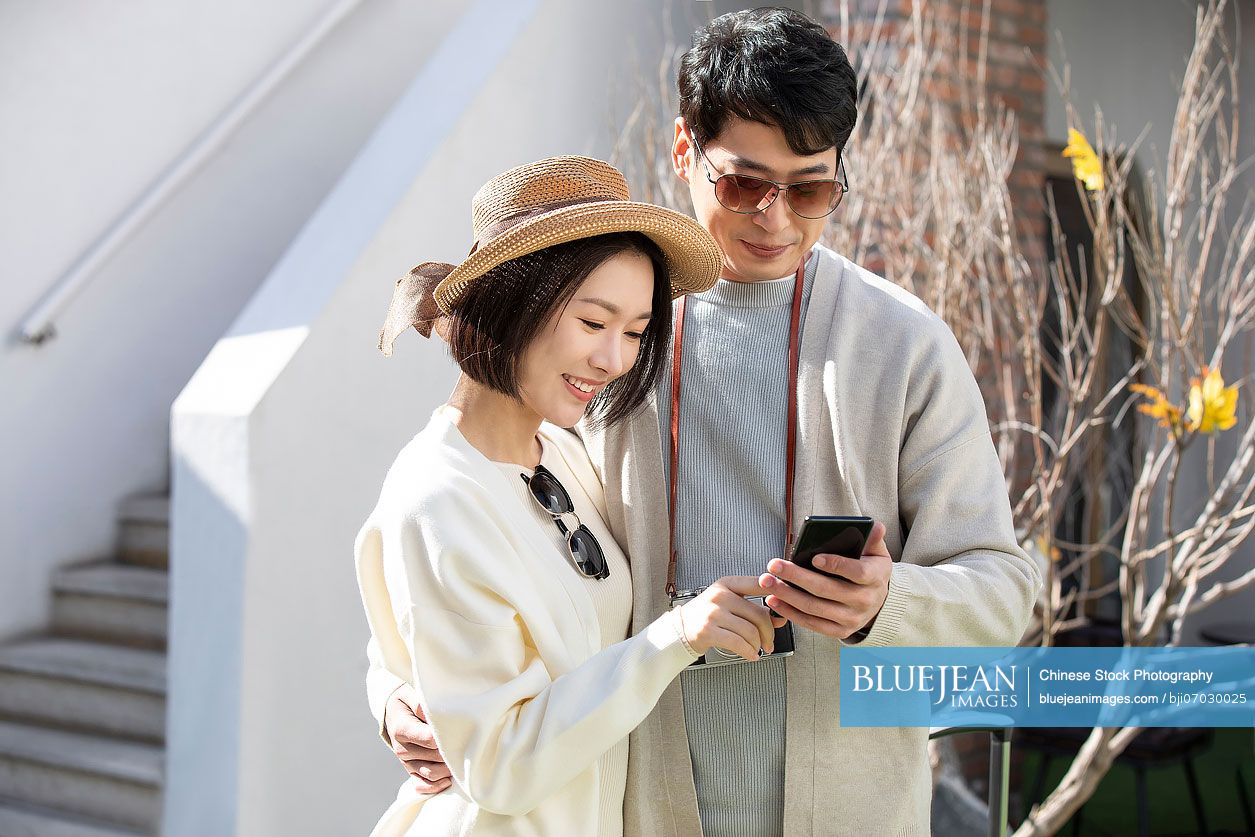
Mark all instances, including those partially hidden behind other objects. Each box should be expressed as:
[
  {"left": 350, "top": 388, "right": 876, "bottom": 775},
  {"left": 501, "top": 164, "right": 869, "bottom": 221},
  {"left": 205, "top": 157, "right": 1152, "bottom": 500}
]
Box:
[{"left": 0, "top": 495, "right": 169, "bottom": 836}]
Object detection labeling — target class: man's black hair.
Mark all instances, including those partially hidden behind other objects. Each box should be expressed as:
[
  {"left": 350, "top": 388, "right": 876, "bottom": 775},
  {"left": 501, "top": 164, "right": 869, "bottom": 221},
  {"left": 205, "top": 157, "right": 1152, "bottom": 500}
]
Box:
[
  {"left": 446, "top": 232, "right": 671, "bottom": 429},
  {"left": 678, "top": 7, "right": 859, "bottom": 157}
]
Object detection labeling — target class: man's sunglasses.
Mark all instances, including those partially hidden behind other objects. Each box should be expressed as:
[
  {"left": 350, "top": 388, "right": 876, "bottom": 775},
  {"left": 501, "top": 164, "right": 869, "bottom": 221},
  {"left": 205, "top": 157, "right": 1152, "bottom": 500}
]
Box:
[
  {"left": 521, "top": 465, "right": 609, "bottom": 580},
  {"left": 691, "top": 136, "right": 849, "bottom": 219}
]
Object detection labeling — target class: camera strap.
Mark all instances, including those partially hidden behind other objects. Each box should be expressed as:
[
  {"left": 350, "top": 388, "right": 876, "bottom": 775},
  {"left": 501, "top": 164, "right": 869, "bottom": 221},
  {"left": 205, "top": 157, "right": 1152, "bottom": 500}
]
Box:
[{"left": 666, "top": 254, "right": 808, "bottom": 598}]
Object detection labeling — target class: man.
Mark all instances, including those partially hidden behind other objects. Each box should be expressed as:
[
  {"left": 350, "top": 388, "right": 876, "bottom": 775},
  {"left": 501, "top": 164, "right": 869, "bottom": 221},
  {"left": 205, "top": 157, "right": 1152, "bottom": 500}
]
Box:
[{"left": 369, "top": 8, "right": 1039, "bottom": 835}]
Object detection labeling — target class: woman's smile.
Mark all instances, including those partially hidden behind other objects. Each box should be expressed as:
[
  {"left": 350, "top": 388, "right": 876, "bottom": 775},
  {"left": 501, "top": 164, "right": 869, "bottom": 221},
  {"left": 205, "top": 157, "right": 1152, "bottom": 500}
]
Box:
[{"left": 562, "top": 373, "right": 603, "bottom": 402}]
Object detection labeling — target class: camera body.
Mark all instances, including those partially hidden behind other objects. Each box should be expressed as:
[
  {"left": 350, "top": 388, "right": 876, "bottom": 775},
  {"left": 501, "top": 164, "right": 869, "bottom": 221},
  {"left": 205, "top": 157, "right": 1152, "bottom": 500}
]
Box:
[{"left": 670, "top": 590, "right": 795, "bottom": 669}]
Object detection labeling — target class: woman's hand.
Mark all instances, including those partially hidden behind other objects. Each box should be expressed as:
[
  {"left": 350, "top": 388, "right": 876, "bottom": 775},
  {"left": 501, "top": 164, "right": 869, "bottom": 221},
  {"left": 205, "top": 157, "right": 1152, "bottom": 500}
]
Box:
[{"left": 677, "top": 575, "right": 787, "bottom": 661}]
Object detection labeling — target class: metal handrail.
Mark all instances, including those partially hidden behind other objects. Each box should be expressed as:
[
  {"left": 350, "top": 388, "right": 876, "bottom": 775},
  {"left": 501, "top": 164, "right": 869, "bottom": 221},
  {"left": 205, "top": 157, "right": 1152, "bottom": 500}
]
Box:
[{"left": 18, "top": 0, "right": 363, "bottom": 345}]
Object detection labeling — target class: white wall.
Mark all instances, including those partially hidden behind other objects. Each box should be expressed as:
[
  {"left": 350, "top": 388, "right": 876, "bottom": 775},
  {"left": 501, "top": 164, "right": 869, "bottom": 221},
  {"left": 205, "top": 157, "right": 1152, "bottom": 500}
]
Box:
[
  {"left": 1047, "top": 0, "right": 1255, "bottom": 640},
  {"left": 0, "top": 0, "right": 462, "bottom": 640},
  {"left": 166, "top": 0, "right": 717, "bottom": 833}
]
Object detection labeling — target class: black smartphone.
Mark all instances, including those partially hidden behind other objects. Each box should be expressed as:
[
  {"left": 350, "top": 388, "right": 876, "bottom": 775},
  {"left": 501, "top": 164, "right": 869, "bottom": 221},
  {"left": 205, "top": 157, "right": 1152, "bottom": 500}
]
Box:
[{"left": 789, "top": 515, "right": 874, "bottom": 577}]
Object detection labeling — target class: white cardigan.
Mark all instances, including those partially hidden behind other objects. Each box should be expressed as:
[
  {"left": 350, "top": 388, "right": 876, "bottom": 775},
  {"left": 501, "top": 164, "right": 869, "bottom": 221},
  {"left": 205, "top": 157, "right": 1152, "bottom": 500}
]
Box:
[{"left": 355, "top": 409, "right": 698, "bottom": 836}]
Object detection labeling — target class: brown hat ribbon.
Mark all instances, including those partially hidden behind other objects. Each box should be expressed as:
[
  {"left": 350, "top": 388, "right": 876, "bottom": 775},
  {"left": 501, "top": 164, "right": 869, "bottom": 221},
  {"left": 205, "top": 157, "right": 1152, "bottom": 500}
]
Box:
[
  {"left": 468, "top": 194, "right": 622, "bottom": 252},
  {"left": 378, "top": 262, "right": 456, "bottom": 356}
]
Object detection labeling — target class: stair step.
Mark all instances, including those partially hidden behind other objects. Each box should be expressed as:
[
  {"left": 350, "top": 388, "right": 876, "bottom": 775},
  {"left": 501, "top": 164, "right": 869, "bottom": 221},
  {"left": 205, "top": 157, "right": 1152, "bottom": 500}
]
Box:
[
  {"left": 117, "top": 496, "right": 168, "bottom": 569},
  {"left": 118, "top": 495, "right": 168, "bottom": 525},
  {"left": 0, "top": 639, "right": 164, "bottom": 693},
  {"left": 117, "top": 524, "right": 168, "bottom": 569},
  {"left": 52, "top": 564, "right": 168, "bottom": 648},
  {"left": 0, "top": 640, "right": 165, "bottom": 742},
  {"left": 0, "top": 719, "right": 162, "bottom": 786},
  {"left": 0, "top": 798, "right": 143, "bottom": 836},
  {"left": 0, "top": 721, "right": 161, "bottom": 831},
  {"left": 54, "top": 564, "right": 168, "bottom": 604}
]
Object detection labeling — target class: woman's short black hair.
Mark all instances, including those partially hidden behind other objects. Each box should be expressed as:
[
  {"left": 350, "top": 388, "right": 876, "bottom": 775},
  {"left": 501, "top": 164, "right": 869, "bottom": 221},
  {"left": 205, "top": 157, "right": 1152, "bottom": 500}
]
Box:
[
  {"left": 445, "top": 232, "right": 672, "bottom": 428},
  {"left": 677, "top": 7, "right": 859, "bottom": 156}
]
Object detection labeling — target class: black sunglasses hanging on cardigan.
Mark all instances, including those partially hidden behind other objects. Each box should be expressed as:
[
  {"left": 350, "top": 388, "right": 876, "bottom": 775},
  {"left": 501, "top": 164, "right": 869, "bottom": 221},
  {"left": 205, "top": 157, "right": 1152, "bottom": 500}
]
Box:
[{"left": 521, "top": 465, "right": 610, "bottom": 580}]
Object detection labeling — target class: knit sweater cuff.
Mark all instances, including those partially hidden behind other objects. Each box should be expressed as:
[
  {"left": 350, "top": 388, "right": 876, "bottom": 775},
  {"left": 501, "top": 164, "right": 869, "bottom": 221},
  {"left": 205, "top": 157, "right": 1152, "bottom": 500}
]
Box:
[
  {"left": 368, "top": 669, "right": 407, "bottom": 746},
  {"left": 652, "top": 607, "right": 701, "bottom": 661},
  {"left": 842, "top": 562, "right": 913, "bottom": 647}
]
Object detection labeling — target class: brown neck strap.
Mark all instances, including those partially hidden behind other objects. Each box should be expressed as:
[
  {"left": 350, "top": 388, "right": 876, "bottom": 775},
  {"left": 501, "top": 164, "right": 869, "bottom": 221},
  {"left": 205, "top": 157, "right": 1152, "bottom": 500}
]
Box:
[{"left": 666, "top": 255, "right": 809, "bottom": 598}]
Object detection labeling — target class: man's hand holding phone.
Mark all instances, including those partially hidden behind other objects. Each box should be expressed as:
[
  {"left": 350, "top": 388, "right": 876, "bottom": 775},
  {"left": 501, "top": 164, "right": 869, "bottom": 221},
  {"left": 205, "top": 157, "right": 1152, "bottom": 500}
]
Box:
[{"left": 759, "top": 518, "right": 893, "bottom": 641}]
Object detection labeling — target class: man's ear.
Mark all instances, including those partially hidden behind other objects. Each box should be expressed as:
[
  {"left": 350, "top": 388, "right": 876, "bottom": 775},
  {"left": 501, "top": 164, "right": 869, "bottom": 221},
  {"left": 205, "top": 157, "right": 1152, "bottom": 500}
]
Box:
[{"left": 672, "top": 117, "right": 693, "bottom": 184}]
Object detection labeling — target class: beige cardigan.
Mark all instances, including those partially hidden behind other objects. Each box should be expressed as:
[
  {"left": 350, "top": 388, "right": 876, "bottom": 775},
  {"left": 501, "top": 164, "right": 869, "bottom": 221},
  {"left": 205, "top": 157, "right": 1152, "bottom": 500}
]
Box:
[
  {"left": 576, "top": 245, "right": 1040, "bottom": 837},
  {"left": 356, "top": 411, "right": 698, "bottom": 835}
]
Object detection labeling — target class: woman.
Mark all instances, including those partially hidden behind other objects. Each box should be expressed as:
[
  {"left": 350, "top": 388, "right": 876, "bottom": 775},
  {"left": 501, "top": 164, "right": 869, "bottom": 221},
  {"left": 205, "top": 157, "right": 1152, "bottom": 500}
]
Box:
[{"left": 356, "top": 156, "right": 782, "bottom": 836}]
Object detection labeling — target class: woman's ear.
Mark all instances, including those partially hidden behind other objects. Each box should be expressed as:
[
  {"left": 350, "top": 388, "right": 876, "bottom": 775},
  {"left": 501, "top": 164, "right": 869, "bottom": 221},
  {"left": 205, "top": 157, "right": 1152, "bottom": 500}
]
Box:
[{"left": 434, "top": 316, "right": 451, "bottom": 343}]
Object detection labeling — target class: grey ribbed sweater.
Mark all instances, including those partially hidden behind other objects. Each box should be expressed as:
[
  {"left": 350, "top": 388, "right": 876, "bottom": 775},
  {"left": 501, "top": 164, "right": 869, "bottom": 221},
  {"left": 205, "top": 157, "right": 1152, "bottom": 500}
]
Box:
[{"left": 656, "top": 260, "right": 816, "bottom": 837}]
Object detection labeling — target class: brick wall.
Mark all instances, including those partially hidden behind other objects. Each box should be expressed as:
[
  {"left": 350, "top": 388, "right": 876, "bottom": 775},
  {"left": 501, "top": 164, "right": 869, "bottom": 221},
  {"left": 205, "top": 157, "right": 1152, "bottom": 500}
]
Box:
[{"left": 821, "top": 0, "right": 1048, "bottom": 267}]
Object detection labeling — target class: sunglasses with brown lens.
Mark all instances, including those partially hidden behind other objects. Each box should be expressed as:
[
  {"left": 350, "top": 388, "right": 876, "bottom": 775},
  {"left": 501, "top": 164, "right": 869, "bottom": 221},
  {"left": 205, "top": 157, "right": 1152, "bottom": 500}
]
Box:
[{"left": 691, "top": 136, "right": 849, "bottom": 219}]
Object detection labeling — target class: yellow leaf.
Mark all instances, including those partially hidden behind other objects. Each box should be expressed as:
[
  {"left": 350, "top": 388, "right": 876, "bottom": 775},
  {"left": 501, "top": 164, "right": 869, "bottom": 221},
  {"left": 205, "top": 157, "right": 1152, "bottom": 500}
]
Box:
[
  {"left": 1130, "top": 382, "right": 1183, "bottom": 430},
  {"left": 1063, "top": 128, "right": 1105, "bottom": 191},
  {"left": 1035, "top": 534, "right": 1062, "bottom": 563},
  {"left": 1186, "top": 367, "right": 1238, "bottom": 433}
]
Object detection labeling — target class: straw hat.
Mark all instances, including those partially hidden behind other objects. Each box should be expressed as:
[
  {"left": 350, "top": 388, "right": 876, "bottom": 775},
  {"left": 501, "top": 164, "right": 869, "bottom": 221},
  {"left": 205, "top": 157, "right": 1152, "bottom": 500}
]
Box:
[{"left": 379, "top": 156, "right": 723, "bottom": 355}]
